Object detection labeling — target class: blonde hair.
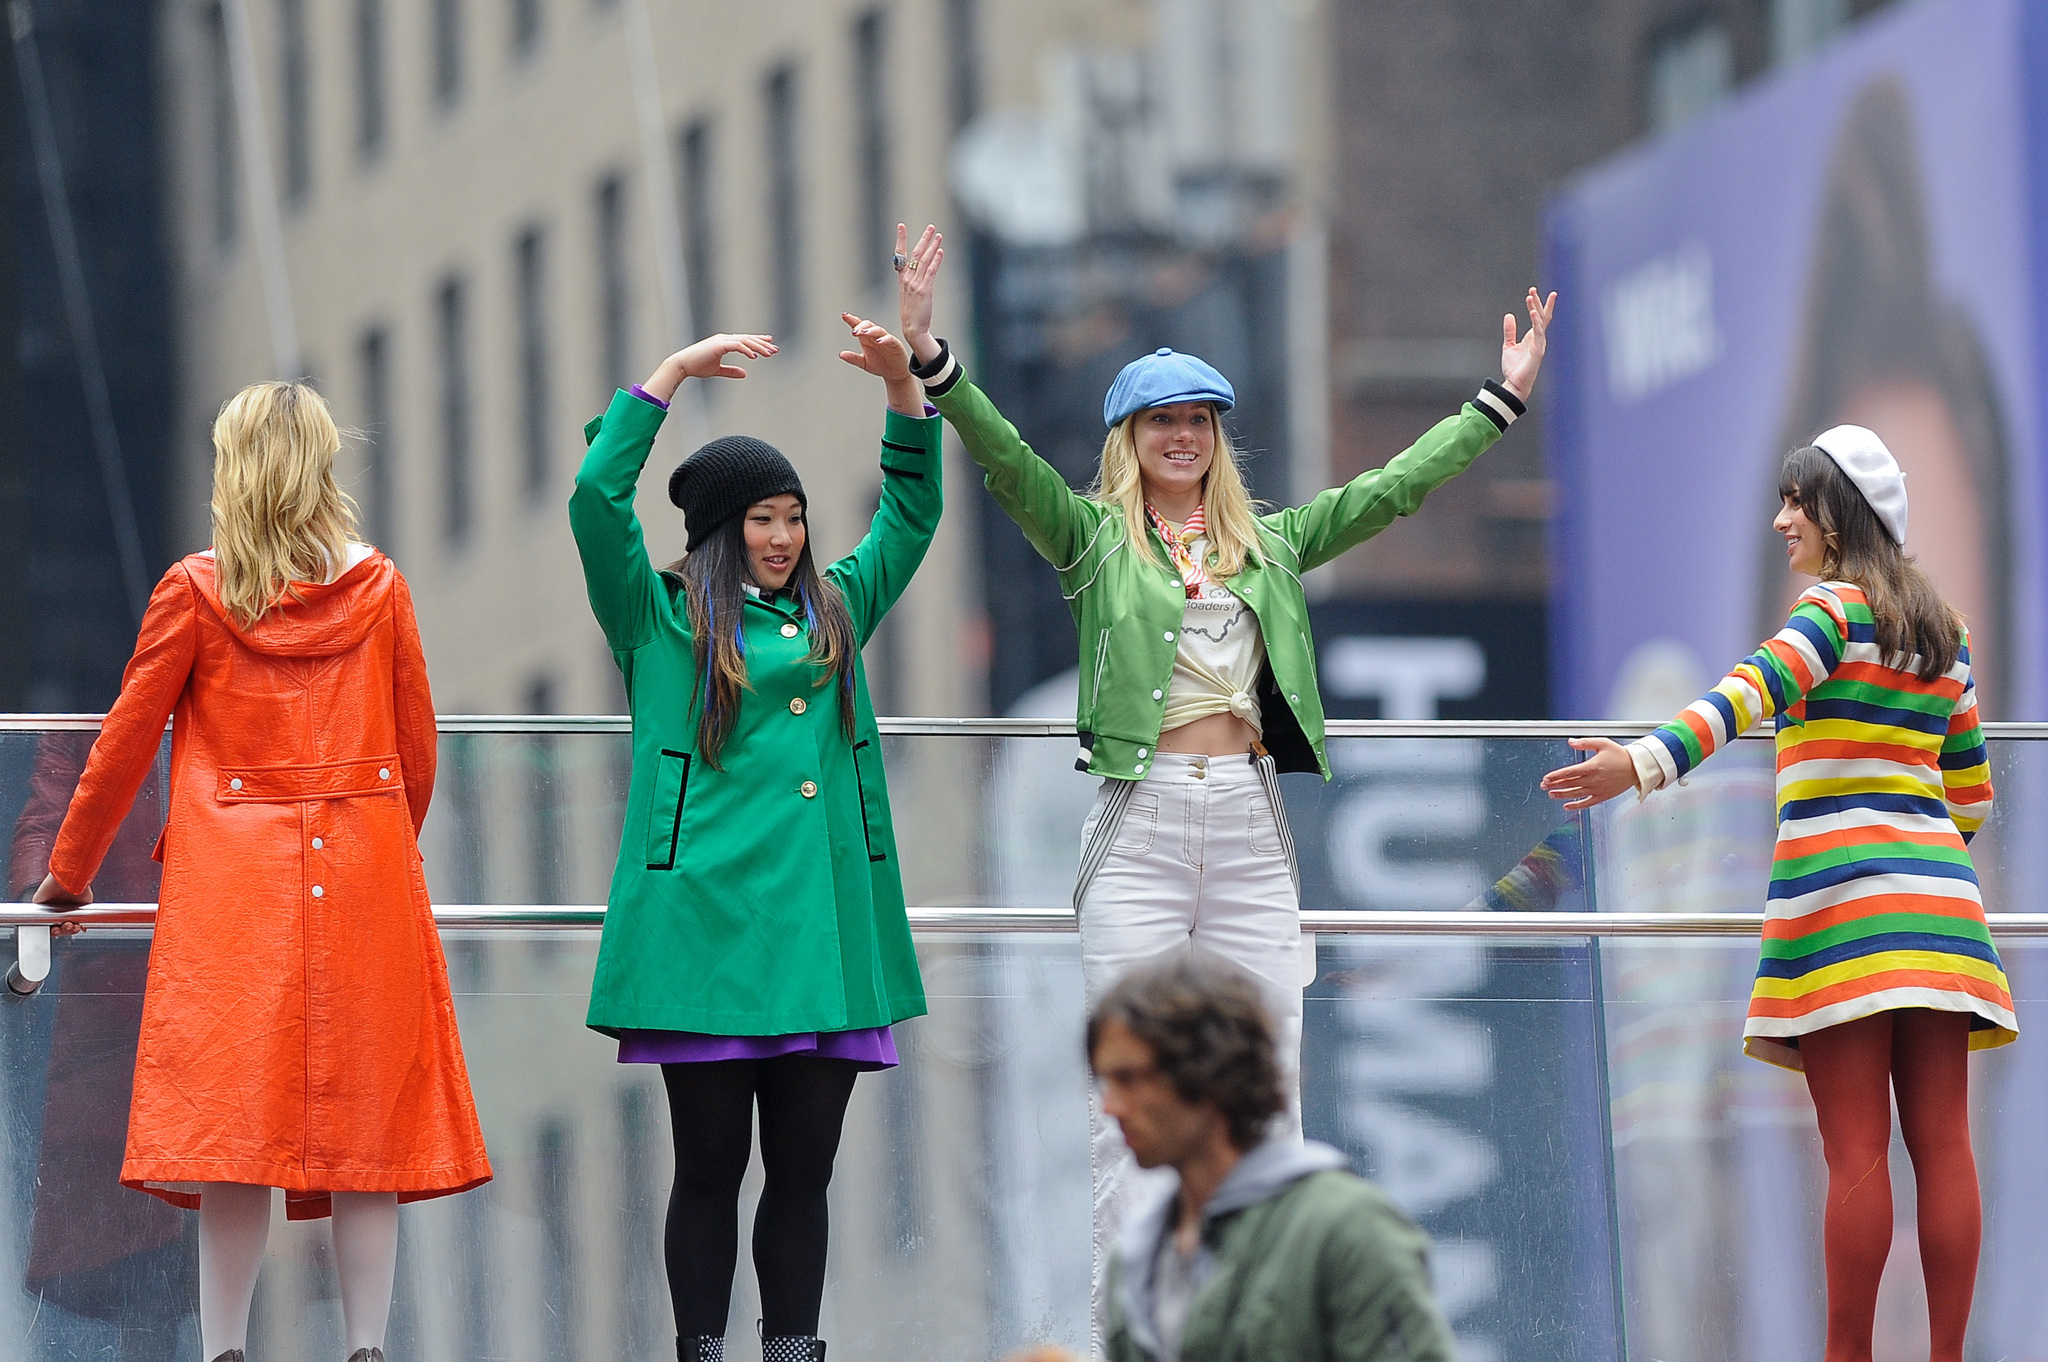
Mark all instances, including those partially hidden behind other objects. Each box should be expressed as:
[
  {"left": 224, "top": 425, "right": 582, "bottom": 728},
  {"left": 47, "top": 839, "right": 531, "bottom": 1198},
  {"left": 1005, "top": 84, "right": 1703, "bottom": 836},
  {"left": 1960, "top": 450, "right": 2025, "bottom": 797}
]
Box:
[
  {"left": 209, "top": 381, "right": 359, "bottom": 626},
  {"left": 1089, "top": 408, "right": 1263, "bottom": 578}
]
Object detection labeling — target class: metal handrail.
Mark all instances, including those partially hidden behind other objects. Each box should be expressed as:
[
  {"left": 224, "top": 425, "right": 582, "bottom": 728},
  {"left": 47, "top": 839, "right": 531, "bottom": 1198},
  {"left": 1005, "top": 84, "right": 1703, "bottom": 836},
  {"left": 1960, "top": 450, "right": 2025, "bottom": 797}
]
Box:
[
  {"left": 13, "top": 904, "right": 2048, "bottom": 936},
  {"left": 5, "top": 713, "right": 2048, "bottom": 738}
]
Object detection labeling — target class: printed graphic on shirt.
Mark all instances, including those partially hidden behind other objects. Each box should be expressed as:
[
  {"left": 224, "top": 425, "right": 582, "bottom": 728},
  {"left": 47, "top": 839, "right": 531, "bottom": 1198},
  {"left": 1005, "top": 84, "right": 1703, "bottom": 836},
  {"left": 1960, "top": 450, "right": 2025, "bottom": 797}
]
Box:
[{"left": 1182, "top": 579, "right": 1253, "bottom": 644}]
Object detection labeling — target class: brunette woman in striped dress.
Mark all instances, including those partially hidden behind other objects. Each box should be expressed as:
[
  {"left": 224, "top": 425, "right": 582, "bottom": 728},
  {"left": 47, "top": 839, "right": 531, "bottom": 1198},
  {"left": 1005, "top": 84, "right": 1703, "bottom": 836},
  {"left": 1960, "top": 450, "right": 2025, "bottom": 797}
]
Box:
[{"left": 1542, "top": 424, "right": 2014, "bottom": 1362}]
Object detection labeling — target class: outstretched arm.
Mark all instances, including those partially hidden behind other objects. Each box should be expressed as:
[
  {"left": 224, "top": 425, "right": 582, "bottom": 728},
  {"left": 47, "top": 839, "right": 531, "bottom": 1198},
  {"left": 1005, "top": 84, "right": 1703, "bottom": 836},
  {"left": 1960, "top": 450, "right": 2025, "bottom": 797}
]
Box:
[
  {"left": 569, "top": 334, "right": 777, "bottom": 650},
  {"left": 896, "top": 222, "right": 1102, "bottom": 567},
  {"left": 1543, "top": 586, "right": 1853, "bottom": 809},
  {"left": 829, "top": 314, "right": 945, "bottom": 640},
  {"left": 40, "top": 567, "right": 201, "bottom": 904},
  {"left": 1267, "top": 289, "right": 1557, "bottom": 570}
]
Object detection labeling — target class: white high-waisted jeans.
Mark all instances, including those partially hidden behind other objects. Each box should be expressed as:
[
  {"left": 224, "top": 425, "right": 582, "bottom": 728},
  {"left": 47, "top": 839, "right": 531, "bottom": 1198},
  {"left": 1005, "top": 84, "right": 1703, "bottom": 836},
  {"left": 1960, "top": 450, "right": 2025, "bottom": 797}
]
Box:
[{"left": 1076, "top": 750, "right": 1306, "bottom": 1338}]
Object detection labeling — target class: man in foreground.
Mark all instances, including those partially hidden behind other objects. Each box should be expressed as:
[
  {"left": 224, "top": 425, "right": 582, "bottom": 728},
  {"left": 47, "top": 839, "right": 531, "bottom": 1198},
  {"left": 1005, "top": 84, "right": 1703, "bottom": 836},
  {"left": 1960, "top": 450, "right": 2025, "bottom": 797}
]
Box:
[{"left": 1089, "top": 957, "right": 1457, "bottom": 1362}]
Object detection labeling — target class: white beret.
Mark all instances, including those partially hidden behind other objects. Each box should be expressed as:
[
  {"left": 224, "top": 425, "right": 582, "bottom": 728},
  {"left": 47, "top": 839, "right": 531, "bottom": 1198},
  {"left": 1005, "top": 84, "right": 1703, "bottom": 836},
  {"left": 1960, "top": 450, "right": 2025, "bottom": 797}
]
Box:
[{"left": 1812, "top": 424, "right": 1907, "bottom": 546}]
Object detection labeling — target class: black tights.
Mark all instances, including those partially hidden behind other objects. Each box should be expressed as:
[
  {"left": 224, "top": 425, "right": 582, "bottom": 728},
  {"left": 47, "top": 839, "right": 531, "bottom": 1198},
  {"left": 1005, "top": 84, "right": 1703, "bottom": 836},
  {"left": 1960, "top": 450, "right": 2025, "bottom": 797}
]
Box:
[{"left": 660, "top": 1057, "right": 860, "bottom": 1338}]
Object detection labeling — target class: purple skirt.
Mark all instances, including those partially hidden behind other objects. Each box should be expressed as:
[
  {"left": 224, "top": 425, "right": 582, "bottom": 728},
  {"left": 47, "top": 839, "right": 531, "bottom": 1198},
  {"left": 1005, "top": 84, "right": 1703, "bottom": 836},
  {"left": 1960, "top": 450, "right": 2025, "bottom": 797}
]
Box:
[{"left": 616, "top": 1025, "right": 898, "bottom": 1069}]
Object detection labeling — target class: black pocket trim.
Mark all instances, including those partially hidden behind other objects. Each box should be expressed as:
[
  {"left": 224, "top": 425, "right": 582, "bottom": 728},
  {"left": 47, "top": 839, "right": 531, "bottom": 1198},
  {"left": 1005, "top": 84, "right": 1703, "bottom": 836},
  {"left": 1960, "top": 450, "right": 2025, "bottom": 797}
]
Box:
[
  {"left": 880, "top": 438, "right": 927, "bottom": 456},
  {"left": 646, "top": 749, "right": 692, "bottom": 870},
  {"left": 852, "top": 739, "right": 886, "bottom": 863},
  {"left": 880, "top": 463, "right": 927, "bottom": 480}
]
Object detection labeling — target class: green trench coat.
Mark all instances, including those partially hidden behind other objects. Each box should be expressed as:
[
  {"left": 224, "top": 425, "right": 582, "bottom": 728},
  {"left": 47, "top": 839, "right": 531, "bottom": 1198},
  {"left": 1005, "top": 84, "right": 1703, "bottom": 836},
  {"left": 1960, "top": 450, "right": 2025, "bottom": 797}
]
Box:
[{"left": 569, "top": 389, "right": 939, "bottom": 1036}]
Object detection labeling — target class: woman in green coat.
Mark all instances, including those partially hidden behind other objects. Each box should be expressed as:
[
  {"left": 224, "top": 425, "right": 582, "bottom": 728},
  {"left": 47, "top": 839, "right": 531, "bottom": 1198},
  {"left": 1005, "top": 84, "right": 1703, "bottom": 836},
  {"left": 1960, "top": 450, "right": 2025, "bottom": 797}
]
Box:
[
  {"left": 569, "top": 320, "right": 940, "bottom": 1362},
  {"left": 892, "top": 224, "right": 1554, "bottom": 1330}
]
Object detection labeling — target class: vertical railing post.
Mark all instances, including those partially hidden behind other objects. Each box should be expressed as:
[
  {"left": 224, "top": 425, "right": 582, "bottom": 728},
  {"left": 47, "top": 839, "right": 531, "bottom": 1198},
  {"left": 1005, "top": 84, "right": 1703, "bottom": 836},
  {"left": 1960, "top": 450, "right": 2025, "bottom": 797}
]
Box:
[{"left": 6, "top": 922, "right": 50, "bottom": 995}]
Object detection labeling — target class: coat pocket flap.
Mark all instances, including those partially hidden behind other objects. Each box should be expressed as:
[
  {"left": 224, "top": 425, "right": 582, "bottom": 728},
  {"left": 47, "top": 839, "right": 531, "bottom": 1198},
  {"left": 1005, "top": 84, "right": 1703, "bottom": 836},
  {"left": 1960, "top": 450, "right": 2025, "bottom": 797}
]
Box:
[{"left": 218, "top": 755, "right": 404, "bottom": 802}]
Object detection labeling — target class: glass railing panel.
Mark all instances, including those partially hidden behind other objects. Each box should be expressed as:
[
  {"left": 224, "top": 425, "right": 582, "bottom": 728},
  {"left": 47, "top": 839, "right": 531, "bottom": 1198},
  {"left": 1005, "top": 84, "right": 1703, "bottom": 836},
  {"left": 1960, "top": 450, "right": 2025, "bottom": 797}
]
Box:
[{"left": 1, "top": 925, "right": 1642, "bottom": 1362}]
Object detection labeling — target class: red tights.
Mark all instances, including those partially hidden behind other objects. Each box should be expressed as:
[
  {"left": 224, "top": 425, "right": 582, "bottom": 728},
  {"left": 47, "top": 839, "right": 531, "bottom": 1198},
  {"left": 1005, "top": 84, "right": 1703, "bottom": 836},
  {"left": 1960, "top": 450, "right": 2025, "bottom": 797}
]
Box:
[{"left": 1800, "top": 1009, "right": 1979, "bottom": 1362}]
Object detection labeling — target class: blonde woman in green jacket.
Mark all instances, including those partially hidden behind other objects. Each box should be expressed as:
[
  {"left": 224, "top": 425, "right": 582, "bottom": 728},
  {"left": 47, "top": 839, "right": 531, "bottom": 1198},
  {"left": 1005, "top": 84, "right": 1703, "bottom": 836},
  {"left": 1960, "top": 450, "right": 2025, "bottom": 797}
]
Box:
[
  {"left": 569, "top": 320, "right": 939, "bottom": 1362},
  {"left": 893, "top": 224, "right": 1555, "bottom": 1320}
]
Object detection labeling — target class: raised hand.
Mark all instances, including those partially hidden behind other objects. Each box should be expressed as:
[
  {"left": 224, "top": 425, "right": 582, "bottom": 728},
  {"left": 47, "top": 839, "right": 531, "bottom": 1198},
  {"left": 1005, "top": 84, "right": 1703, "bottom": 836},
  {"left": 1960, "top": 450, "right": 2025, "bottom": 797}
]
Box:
[
  {"left": 641, "top": 333, "right": 779, "bottom": 403},
  {"left": 1500, "top": 288, "right": 1557, "bottom": 404},
  {"left": 838, "top": 313, "right": 925, "bottom": 416},
  {"left": 1538, "top": 737, "right": 1638, "bottom": 810},
  {"left": 33, "top": 870, "right": 91, "bottom": 936},
  {"left": 896, "top": 223, "right": 945, "bottom": 366}
]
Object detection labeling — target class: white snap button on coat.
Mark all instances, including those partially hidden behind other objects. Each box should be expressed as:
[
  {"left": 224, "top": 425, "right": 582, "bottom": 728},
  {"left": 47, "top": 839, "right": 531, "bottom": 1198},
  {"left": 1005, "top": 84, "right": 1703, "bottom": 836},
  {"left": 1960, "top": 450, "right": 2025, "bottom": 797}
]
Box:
[
  {"left": 1152, "top": 689, "right": 1163, "bottom": 700},
  {"left": 1290, "top": 694, "right": 1299, "bottom": 703},
  {"left": 1134, "top": 763, "right": 1146, "bottom": 774},
  {"left": 1163, "top": 631, "right": 1175, "bottom": 641},
  {"left": 1137, "top": 748, "right": 1149, "bottom": 759},
  {"left": 311, "top": 837, "right": 323, "bottom": 849},
  {"left": 789, "top": 697, "right": 808, "bottom": 715},
  {"left": 311, "top": 885, "right": 324, "bottom": 898},
  {"left": 378, "top": 768, "right": 391, "bottom": 780},
  {"left": 229, "top": 777, "right": 243, "bottom": 790},
  {"left": 800, "top": 780, "right": 818, "bottom": 798},
  {"left": 780, "top": 621, "right": 800, "bottom": 637}
]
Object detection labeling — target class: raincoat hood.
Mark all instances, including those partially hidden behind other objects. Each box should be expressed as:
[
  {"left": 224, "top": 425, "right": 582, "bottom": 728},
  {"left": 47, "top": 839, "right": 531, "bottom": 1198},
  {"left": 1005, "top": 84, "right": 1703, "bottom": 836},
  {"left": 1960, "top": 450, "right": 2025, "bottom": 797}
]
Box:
[{"left": 182, "top": 548, "right": 395, "bottom": 658}]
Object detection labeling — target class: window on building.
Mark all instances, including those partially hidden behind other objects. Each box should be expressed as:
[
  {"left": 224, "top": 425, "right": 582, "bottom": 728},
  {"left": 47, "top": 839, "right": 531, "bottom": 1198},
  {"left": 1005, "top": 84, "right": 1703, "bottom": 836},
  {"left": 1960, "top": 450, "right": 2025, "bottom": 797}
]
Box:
[
  {"left": 536, "top": 1120, "right": 577, "bottom": 1362},
  {"left": 525, "top": 676, "right": 563, "bottom": 906},
  {"left": 1770, "top": 0, "right": 1849, "bottom": 65},
  {"left": 853, "top": 12, "right": 891, "bottom": 291},
  {"left": 358, "top": 326, "right": 394, "bottom": 548},
  {"left": 764, "top": 64, "right": 803, "bottom": 342},
  {"left": 1647, "top": 18, "right": 1733, "bottom": 134},
  {"left": 207, "top": 4, "right": 237, "bottom": 246},
  {"left": 516, "top": 226, "right": 551, "bottom": 498},
  {"left": 438, "top": 276, "right": 473, "bottom": 546},
  {"left": 355, "top": 0, "right": 386, "bottom": 159},
  {"left": 945, "top": 0, "right": 978, "bottom": 133},
  {"left": 677, "top": 119, "right": 716, "bottom": 336},
  {"left": 280, "top": 0, "right": 312, "bottom": 204},
  {"left": 596, "top": 174, "right": 631, "bottom": 393},
  {"left": 457, "top": 1184, "right": 496, "bottom": 1359},
  {"left": 434, "top": 0, "right": 463, "bottom": 107},
  {"left": 511, "top": 0, "right": 541, "bottom": 58},
  {"left": 617, "top": 1088, "right": 662, "bottom": 1358}
]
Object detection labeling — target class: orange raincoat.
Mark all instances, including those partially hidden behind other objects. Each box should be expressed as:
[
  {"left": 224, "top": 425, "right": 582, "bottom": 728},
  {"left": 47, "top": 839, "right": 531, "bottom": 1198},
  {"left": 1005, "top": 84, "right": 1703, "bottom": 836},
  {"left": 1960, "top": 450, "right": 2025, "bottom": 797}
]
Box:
[{"left": 47, "top": 550, "right": 491, "bottom": 1219}]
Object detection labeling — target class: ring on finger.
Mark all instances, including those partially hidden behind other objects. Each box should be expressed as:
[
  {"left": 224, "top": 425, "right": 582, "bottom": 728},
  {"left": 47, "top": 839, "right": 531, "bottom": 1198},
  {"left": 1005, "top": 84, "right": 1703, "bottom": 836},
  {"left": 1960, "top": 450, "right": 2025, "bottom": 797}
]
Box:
[{"left": 891, "top": 252, "right": 907, "bottom": 271}]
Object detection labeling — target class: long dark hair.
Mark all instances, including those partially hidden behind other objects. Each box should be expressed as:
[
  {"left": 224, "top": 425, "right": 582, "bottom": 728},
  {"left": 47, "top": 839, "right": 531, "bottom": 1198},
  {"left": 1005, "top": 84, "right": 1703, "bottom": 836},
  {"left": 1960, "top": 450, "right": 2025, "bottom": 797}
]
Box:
[
  {"left": 1778, "top": 446, "right": 1960, "bottom": 682},
  {"left": 665, "top": 512, "right": 858, "bottom": 769},
  {"left": 1761, "top": 77, "right": 2009, "bottom": 704}
]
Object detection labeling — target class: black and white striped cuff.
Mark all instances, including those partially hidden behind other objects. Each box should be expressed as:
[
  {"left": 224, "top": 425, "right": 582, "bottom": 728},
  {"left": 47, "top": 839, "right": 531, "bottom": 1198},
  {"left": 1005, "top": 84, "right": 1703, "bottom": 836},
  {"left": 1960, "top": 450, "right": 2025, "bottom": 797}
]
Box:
[
  {"left": 1473, "top": 379, "right": 1526, "bottom": 432},
  {"left": 914, "top": 338, "right": 963, "bottom": 398}
]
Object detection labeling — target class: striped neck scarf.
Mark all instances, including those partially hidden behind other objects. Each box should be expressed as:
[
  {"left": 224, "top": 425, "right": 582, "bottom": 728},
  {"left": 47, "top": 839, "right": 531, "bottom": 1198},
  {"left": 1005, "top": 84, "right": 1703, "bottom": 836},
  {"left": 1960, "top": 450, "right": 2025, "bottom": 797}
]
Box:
[{"left": 1145, "top": 502, "right": 1207, "bottom": 598}]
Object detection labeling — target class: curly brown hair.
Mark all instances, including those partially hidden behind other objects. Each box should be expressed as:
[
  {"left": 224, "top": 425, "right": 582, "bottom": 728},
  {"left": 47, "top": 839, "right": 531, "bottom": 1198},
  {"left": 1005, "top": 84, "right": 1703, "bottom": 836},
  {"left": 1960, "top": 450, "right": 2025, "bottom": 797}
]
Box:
[{"left": 1086, "top": 956, "right": 1283, "bottom": 1151}]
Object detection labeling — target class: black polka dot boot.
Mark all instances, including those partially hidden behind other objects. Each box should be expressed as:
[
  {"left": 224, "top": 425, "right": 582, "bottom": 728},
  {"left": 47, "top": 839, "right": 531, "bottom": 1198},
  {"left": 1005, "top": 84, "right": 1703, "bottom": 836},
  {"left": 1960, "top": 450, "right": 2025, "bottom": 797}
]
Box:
[
  {"left": 760, "top": 1334, "right": 826, "bottom": 1361},
  {"left": 678, "top": 1336, "right": 725, "bottom": 1362}
]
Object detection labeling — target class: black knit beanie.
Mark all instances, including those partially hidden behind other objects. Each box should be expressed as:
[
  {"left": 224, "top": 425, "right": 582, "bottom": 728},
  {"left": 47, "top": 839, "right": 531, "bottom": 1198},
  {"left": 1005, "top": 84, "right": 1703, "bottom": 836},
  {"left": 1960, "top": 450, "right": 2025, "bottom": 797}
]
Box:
[{"left": 668, "top": 435, "right": 806, "bottom": 550}]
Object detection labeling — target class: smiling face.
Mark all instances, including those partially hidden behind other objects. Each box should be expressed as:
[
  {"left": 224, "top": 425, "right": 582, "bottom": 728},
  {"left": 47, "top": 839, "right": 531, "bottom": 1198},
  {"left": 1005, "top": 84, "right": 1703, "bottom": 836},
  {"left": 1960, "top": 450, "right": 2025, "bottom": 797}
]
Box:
[
  {"left": 743, "top": 494, "right": 806, "bottom": 590},
  {"left": 1132, "top": 402, "right": 1217, "bottom": 508},
  {"left": 1774, "top": 494, "right": 1827, "bottom": 577}
]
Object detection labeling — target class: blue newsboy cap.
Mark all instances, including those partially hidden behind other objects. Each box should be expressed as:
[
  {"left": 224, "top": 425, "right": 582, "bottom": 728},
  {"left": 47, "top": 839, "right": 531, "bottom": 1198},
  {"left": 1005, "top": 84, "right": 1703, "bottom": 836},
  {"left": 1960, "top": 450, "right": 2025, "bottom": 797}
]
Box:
[{"left": 1102, "top": 348, "right": 1236, "bottom": 428}]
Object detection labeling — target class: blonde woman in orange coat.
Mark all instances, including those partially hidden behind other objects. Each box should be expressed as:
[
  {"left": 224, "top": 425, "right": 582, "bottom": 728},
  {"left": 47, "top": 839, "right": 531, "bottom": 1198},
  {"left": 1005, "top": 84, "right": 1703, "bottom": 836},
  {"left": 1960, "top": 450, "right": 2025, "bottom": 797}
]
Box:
[{"left": 33, "top": 381, "right": 492, "bottom": 1362}]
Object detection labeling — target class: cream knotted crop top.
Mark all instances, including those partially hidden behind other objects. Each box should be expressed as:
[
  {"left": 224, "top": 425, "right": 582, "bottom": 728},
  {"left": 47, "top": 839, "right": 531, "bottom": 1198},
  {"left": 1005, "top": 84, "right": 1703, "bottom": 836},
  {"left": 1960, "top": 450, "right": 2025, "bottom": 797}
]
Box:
[{"left": 1162, "top": 570, "right": 1266, "bottom": 734}]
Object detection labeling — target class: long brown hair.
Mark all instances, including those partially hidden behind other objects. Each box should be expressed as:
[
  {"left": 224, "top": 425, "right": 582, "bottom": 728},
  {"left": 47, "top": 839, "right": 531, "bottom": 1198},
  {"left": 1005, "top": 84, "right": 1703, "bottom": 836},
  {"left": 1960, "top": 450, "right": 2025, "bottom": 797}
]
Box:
[
  {"left": 667, "top": 512, "right": 857, "bottom": 769},
  {"left": 1761, "top": 77, "right": 2008, "bottom": 702},
  {"left": 210, "top": 381, "right": 359, "bottom": 626},
  {"left": 1778, "top": 446, "right": 1960, "bottom": 681}
]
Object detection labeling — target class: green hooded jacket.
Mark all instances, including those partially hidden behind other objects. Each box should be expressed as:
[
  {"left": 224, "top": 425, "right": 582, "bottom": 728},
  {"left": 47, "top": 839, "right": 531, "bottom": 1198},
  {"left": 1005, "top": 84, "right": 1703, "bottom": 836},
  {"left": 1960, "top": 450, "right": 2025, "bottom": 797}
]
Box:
[
  {"left": 925, "top": 362, "right": 1522, "bottom": 780},
  {"left": 568, "top": 388, "right": 939, "bottom": 1036},
  {"left": 1106, "top": 1139, "right": 1456, "bottom": 1362}
]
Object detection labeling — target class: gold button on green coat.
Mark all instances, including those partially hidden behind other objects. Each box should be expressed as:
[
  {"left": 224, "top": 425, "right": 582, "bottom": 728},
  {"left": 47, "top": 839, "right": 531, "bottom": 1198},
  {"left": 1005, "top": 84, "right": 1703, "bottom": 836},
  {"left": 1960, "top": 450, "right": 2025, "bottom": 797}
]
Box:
[{"left": 569, "top": 390, "right": 942, "bottom": 1036}]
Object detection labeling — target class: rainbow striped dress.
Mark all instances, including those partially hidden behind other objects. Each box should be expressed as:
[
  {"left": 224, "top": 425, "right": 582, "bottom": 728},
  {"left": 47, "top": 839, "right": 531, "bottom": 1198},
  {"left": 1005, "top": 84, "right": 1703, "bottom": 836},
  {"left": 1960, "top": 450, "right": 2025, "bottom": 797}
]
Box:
[{"left": 1626, "top": 582, "right": 2015, "bottom": 1070}]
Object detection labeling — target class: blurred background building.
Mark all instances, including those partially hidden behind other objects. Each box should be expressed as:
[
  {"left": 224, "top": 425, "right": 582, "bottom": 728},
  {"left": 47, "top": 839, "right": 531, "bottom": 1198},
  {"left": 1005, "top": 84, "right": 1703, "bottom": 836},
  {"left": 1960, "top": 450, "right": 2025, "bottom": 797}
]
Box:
[{"left": 13, "top": 1, "right": 2008, "bottom": 1360}]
